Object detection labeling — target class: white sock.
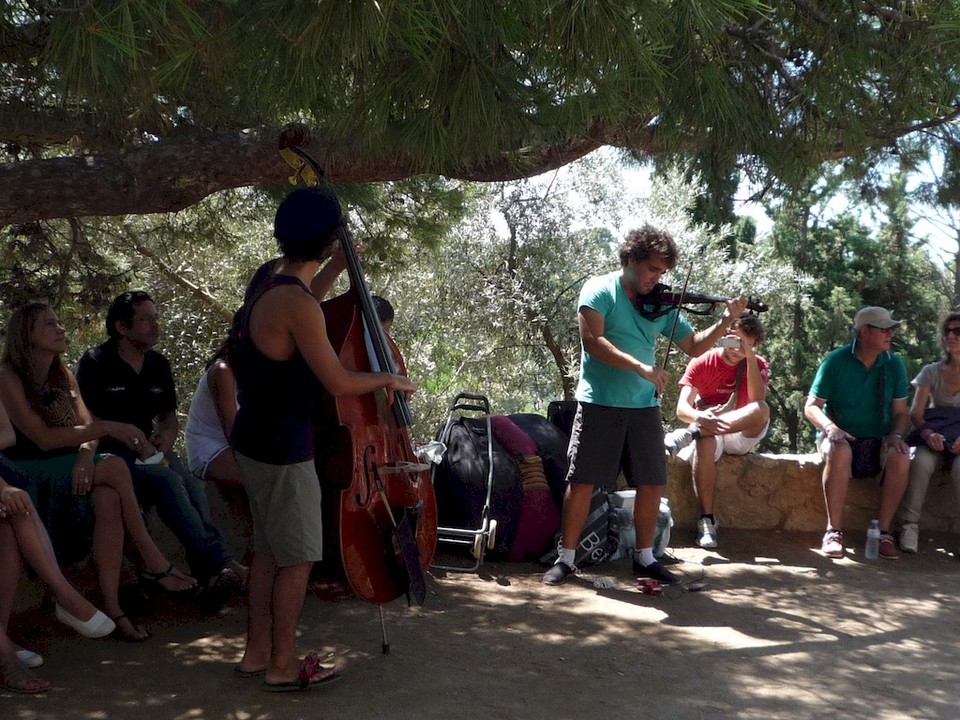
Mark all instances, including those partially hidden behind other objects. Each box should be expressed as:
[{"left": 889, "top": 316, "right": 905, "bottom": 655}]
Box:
[
  {"left": 558, "top": 547, "right": 576, "bottom": 567},
  {"left": 638, "top": 547, "right": 656, "bottom": 566}
]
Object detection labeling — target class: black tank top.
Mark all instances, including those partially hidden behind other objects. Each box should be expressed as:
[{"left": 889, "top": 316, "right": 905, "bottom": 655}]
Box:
[{"left": 231, "top": 263, "right": 320, "bottom": 464}]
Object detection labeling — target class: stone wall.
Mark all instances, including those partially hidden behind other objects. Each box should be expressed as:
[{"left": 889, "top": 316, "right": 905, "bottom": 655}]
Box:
[
  {"left": 16, "top": 454, "right": 960, "bottom": 612},
  {"left": 665, "top": 452, "right": 960, "bottom": 534}
]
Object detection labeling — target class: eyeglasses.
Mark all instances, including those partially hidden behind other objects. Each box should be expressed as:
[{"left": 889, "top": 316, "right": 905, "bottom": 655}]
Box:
[
  {"left": 867, "top": 325, "right": 895, "bottom": 334},
  {"left": 943, "top": 327, "right": 960, "bottom": 337}
]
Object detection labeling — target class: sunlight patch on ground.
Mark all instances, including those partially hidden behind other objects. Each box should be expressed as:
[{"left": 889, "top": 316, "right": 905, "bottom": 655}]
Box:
[
  {"left": 671, "top": 624, "right": 834, "bottom": 651},
  {"left": 171, "top": 632, "right": 245, "bottom": 665}
]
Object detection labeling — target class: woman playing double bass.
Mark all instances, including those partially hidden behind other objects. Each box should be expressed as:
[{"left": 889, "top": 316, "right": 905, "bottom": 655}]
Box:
[{"left": 230, "top": 186, "right": 415, "bottom": 691}]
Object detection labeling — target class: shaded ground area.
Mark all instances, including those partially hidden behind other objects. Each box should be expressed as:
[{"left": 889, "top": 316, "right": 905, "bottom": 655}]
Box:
[{"left": 5, "top": 528, "right": 960, "bottom": 720}]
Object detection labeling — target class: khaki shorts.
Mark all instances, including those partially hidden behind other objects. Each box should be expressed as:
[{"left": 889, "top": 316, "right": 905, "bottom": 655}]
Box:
[{"left": 235, "top": 452, "right": 324, "bottom": 567}]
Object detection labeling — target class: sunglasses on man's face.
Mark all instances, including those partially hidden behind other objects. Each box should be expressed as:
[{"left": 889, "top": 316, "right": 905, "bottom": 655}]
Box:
[{"left": 943, "top": 327, "right": 960, "bottom": 337}]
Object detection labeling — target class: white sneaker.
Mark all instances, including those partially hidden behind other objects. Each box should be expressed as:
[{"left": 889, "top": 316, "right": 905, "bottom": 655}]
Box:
[
  {"left": 821, "top": 530, "right": 844, "bottom": 558},
  {"left": 665, "top": 428, "right": 694, "bottom": 456},
  {"left": 696, "top": 517, "right": 718, "bottom": 548},
  {"left": 899, "top": 523, "right": 919, "bottom": 553}
]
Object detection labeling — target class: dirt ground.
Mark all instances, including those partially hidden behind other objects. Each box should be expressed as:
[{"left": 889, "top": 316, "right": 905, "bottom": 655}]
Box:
[{"left": 5, "top": 527, "right": 960, "bottom": 720}]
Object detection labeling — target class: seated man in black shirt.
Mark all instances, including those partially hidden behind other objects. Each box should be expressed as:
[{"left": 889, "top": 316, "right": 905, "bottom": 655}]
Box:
[{"left": 76, "top": 291, "right": 240, "bottom": 606}]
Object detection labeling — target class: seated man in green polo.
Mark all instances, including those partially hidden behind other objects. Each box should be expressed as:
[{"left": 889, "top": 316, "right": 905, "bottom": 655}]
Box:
[{"left": 803, "top": 306, "right": 911, "bottom": 560}]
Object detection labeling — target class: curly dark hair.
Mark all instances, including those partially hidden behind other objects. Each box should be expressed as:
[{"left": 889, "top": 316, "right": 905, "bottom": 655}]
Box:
[
  {"left": 732, "top": 315, "right": 765, "bottom": 344},
  {"left": 618, "top": 225, "right": 678, "bottom": 269}
]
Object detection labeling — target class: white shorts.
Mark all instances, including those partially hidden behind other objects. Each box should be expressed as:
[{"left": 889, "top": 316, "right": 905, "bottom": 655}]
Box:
[{"left": 678, "top": 421, "right": 769, "bottom": 463}]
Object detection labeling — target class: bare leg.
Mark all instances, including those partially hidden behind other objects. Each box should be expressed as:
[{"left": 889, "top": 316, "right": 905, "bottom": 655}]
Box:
[
  {"left": 0, "top": 524, "right": 21, "bottom": 633},
  {"left": 696, "top": 401, "right": 770, "bottom": 439},
  {"left": 205, "top": 449, "right": 243, "bottom": 491},
  {"left": 878, "top": 452, "right": 910, "bottom": 531},
  {"left": 5, "top": 508, "right": 99, "bottom": 622},
  {"left": 0, "top": 527, "right": 49, "bottom": 693},
  {"left": 821, "top": 438, "right": 852, "bottom": 530},
  {"left": 559, "top": 483, "right": 594, "bottom": 550},
  {"left": 205, "top": 450, "right": 253, "bottom": 564},
  {"left": 691, "top": 436, "right": 719, "bottom": 515},
  {"left": 0, "top": 631, "right": 48, "bottom": 694},
  {"left": 91, "top": 456, "right": 193, "bottom": 591},
  {"left": 263, "top": 561, "right": 313, "bottom": 686},
  {"left": 237, "top": 551, "right": 275, "bottom": 674}
]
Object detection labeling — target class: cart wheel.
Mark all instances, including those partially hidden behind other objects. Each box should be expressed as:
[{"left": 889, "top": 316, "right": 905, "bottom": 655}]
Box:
[
  {"left": 472, "top": 534, "right": 485, "bottom": 560},
  {"left": 486, "top": 519, "right": 498, "bottom": 549}
]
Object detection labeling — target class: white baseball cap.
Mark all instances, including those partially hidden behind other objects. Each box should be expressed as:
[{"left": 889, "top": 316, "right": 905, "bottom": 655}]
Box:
[{"left": 854, "top": 306, "right": 901, "bottom": 330}]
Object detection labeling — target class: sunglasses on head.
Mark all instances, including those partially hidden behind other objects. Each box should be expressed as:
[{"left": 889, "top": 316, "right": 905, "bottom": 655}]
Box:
[{"left": 943, "top": 327, "right": 960, "bottom": 337}]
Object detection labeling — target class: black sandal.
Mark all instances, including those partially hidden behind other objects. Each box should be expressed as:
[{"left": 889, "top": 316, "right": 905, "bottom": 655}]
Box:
[{"left": 139, "top": 563, "right": 197, "bottom": 595}]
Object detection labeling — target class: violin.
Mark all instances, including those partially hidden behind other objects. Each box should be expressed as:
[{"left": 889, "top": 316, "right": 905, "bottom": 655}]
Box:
[
  {"left": 278, "top": 125, "right": 437, "bottom": 608},
  {"left": 635, "top": 283, "right": 769, "bottom": 321}
]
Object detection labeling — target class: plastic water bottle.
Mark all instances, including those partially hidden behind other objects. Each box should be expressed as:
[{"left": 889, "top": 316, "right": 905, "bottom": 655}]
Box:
[{"left": 864, "top": 519, "right": 881, "bottom": 560}]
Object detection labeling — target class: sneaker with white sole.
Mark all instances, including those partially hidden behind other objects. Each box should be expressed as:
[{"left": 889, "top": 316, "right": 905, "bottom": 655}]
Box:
[
  {"left": 878, "top": 533, "right": 899, "bottom": 559},
  {"left": 664, "top": 428, "right": 694, "bottom": 456},
  {"left": 821, "top": 530, "right": 844, "bottom": 558},
  {"left": 696, "top": 516, "right": 718, "bottom": 549},
  {"left": 899, "top": 523, "right": 919, "bottom": 553}
]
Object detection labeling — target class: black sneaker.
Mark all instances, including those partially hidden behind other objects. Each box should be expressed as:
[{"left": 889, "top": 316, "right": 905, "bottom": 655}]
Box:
[
  {"left": 542, "top": 561, "right": 576, "bottom": 585},
  {"left": 632, "top": 559, "right": 679, "bottom": 584}
]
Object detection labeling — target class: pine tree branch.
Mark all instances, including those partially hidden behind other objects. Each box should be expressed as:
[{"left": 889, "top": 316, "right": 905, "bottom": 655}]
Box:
[{"left": 123, "top": 226, "right": 234, "bottom": 322}]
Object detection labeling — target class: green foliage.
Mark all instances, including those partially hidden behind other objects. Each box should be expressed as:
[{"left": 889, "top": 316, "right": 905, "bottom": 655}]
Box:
[
  {"left": 5, "top": 0, "right": 960, "bottom": 226},
  {"left": 387, "top": 155, "right": 629, "bottom": 431},
  {"left": 0, "top": 176, "right": 471, "bottom": 434},
  {"left": 760, "top": 163, "right": 952, "bottom": 452}
]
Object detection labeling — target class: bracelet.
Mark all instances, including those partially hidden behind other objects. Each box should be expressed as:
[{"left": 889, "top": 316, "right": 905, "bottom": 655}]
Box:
[
  {"left": 823, "top": 423, "right": 836, "bottom": 433},
  {"left": 890, "top": 432, "right": 903, "bottom": 438}
]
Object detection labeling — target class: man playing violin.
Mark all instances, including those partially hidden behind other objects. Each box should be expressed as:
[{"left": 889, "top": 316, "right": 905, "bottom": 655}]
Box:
[
  {"left": 543, "top": 225, "right": 748, "bottom": 586},
  {"left": 230, "top": 187, "right": 415, "bottom": 691},
  {"left": 666, "top": 315, "right": 770, "bottom": 549}
]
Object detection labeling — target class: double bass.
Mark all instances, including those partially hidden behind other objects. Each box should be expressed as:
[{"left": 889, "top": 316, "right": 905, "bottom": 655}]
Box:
[{"left": 278, "top": 126, "right": 438, "bottom": 609}]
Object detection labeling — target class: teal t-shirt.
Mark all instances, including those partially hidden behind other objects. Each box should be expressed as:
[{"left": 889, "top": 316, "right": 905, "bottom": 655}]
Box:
[
  {"left": 575, "top": 271, "right": 694, "bottom": 408},
  {"left": 808, "top": 341, "right": 908, "bottom": 438}
]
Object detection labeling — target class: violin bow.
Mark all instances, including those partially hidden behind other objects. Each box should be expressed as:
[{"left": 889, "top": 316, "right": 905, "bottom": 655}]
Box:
[{"left": 658, "top": 260, "right": 694, "bottom": 389}]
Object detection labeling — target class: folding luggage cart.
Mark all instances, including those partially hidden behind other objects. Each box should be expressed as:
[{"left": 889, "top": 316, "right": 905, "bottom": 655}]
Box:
[{"left": 430, "top": 393, "right": 498, "bottom": 572}]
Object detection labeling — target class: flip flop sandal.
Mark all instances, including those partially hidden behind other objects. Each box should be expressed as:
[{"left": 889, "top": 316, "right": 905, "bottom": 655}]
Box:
[
  {"left": 234, "top": 667, "right": 265, "bottom": 678},
  {"left": 140, "top": 563, "right": 197, "bottom": 595},
  {"left": 262, "top": 652, "right": 341, "bottom": 692},
  {"left": 0, "top": 664, "right": 50, "bottom": 694}
]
